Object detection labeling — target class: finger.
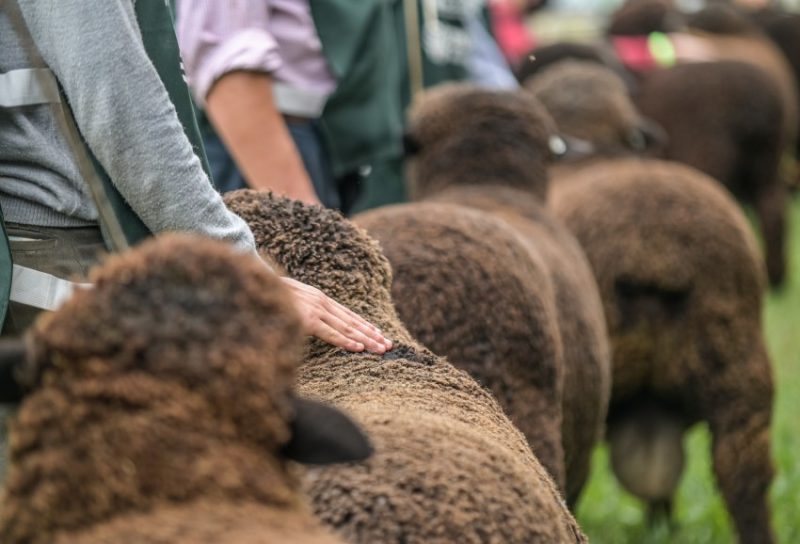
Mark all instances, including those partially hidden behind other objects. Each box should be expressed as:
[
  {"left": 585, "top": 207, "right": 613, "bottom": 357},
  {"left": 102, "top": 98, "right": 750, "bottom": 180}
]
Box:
[
  {"left": 311, "top": 320, "right": 365, "bottom": 353},
  {"left": 326, "top": 303, "right": 391, "bottom": 352},
  {"left": 329, "top": 301, "right": 392, "bottom": 349},
  {"left": 321, "top": 311, "right": 387, "bottom": 354}
]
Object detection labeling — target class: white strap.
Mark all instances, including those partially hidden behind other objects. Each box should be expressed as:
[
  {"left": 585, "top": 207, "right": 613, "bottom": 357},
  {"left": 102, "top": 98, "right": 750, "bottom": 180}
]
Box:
[
  {"left": 272, "top": 83, "right": 328, "bottom": 118},
  {"left": 0, "top": 68, "right": 61, "bottom": 108},
  {"left": 10, "top": 265, "right": 91, "bottom": 311}
]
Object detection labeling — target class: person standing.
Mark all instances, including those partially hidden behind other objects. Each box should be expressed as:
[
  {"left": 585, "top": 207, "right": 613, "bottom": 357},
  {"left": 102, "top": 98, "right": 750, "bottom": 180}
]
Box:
[{"left": 176, "top": 1, "right": 403, "bottom": 214}]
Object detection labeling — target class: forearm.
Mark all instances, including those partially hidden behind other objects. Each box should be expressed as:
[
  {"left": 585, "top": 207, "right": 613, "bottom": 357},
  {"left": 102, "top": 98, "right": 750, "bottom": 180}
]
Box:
[
  {"left": 17, "top": 0, "right": 255, "bottom": 252},
  {"left": 206, "top": 71, "right": 321, "bottom": 204}
]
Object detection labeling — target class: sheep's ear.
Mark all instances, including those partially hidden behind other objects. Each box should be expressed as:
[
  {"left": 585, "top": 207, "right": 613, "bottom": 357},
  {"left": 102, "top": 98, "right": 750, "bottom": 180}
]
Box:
[
  {"left": 0, "top": 339, "right": 28, "bottom": 403},
  {"left": 629, "top": 118, "right": 668, "bottom": 153},
  {"left": 282, "top": 397, "right": 373, "bottom": 465},
  {"left": 402, "top": 132, "right": 422, "bottom": 157}
]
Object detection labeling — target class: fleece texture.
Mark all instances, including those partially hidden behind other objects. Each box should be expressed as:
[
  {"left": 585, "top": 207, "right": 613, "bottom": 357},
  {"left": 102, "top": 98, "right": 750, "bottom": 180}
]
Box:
[
  {"left": 401, "top": 83, "right": 611, "bottom": 505},
  {"left": 356, "top": 202, "right": 567, "bottom": 490},
  {"left": 225, "top": 190, "right": 587, "bottom": 544},
  {"left": 550, "top": 159, "right": 775, "bottom": 544},
  {"left": 0, "top": 235, "right": 341, "bottom": 544}
]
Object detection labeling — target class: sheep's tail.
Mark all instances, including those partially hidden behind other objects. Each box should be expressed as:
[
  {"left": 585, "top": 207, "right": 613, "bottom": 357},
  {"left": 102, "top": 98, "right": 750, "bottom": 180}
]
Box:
[{"left": 607, "top": 402, "right": 688, "bottom": 518}]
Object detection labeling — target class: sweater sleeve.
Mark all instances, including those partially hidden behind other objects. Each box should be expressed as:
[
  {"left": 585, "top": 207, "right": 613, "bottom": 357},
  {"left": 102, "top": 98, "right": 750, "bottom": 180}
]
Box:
[{"left": 16, "top": 0, "right": 256, "bottom": 254}]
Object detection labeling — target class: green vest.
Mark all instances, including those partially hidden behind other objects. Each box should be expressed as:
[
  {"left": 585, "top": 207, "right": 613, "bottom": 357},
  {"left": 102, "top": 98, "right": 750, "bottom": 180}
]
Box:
[
  {"left": 194, "top": 2, "right": 405, "bottom": 187},
  {"left": 0, "top": 0, "right": 209, "bottom": 325},
  {"left": 351, "top": 0, "right": 475, "bottom": 212},
  {"left": 311, "top": 0, "right": 405, "bottom": 180}
]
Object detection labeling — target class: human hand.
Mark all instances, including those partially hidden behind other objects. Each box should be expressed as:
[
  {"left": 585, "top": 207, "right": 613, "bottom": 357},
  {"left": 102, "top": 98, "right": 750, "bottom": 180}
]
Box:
[{"left": 281, "top": 277, "right": 392, "bottom": 354}]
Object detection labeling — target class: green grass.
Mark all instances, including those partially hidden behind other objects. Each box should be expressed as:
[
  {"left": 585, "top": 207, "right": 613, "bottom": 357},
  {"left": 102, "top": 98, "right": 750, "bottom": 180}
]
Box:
[{"left": 575, "top": 199, "right": 800, "bottom": 543}]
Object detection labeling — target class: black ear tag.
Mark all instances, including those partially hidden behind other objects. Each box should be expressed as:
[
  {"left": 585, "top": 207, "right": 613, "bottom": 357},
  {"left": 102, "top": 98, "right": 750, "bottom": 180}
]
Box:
[
  {"left": 0, "top": 339, "right": 29, "bottom": 404},
  {"left": 281, "top": 397, "right": 373, "bottom": 465}
]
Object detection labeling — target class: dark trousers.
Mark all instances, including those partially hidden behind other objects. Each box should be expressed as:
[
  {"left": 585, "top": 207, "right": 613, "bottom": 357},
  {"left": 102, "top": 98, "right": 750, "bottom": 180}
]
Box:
[{"left": 0, "top": 223, "right": 105, "bottom": 482}]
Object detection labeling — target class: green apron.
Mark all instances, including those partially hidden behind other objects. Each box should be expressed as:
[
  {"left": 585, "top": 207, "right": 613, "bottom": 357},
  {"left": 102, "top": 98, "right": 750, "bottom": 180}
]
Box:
[
  {"left": 310, "top": 0, "right": 404, "bottom": 180},
  {"left": 350, "top": 0, "right": 476, "bottom": 212},
  {"left": 0, "top": 0, "right": 210, "bottom": 326}
]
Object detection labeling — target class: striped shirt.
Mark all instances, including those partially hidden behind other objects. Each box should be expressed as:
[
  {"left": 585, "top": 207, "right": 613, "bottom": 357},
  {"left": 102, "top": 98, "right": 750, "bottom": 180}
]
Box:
[{"left": 175, "top": 0, "right": 336, "bottom": 114}]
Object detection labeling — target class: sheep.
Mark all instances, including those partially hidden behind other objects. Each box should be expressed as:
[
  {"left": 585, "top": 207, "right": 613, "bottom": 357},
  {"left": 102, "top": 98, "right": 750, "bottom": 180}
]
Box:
[
  {"left": 0, "top": 234, "right": 372, "bottom": 544},
  {"left": 750, "top": 8, "right": 800, "bottom": 157},
  {"left": 529, "top": 57, "right": 790, "bottom": 286},
  {"left": 224, "top": 190, "right": 587, "bottom": 544},
  {"left": 395, "top": 83, "right": 612, "bottom": 507},
  {"left": 355, "top": 202, "right": 568, "bottom": 491},
  {"left": 634, "top": 59, "right": 790, "bottom": 286},
  {"left": 685, "top": 4, "right": 799, "bottom": 150},
  {"left": 529, "top": 62, "right": 776, "bottom": 543},
  {"left": 607, "top": 0, "right": 799, "bottom": 153},
  {"left": 549, "top": 159, "right": 776, "bottom": 544},
  {"left": 514, "top": 41, "right": 635, "bottom": 92}
]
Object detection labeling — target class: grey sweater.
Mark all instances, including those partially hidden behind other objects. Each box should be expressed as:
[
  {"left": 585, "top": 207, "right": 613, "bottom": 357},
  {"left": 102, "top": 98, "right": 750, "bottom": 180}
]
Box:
[{"left": 0, "top": 0, "right": 255, "bottom": 252}]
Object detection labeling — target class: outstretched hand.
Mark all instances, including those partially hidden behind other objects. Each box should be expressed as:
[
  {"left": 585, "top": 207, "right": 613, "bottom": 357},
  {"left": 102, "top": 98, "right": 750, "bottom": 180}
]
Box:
[{"left": 281, "top": 277, "right": 392, "bottom": 354}]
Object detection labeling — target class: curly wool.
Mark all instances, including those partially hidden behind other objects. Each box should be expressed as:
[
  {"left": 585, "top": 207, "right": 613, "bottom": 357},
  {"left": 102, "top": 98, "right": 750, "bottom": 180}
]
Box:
[
  {"left": 225, "top": 190, "right": 587, "bottom": 544},
  {"left": 401, "top": 83, "right": 612, "bottom": 506},
  {"left": 550, "top": 158, "right": 775, "bottom": 544},
  {"left": 0, "top": 235, "right": 341, "bottom": 544},
  {"left": 356, "top": 202, "right": 567, "bottom": 490}
]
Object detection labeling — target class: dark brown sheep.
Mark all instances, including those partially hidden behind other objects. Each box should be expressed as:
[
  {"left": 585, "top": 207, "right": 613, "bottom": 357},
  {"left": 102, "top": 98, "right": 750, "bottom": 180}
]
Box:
[
  {"left": 685, "top": 4, "right": 799, "bottom": 150},
  {"left": 225, "top": 190, "right": 587, "bottom": 544},
  {"left": 530, "top": 58, "right": 790, "bottom": 287},
  {"left": 529, "top": 50, "right": 774, "bottom": 543},
  {"left": 635, "top": 59, "right": 789, "bottom": 286},
  {"left": 0, "top": 235, "right": 370, "bottom": 544},
  {"left": 399, "top": 84, "right": 612, "bottom": 507},
  {"left": 515, "top": 41, "right": 635, "bottom": 92},
  {"left": 355, "top": 202, "right": 567, "bottom": 490},
  {"left": 549, "top": 158, "right": 775, "bottom": 544},
  {"left": 750, "top": 7, "right": 800, "bottom": 157}
]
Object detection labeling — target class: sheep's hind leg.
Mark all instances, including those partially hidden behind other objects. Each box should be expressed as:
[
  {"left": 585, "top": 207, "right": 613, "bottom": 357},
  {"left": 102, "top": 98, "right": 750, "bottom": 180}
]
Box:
[{"left": 706, "top": 354, "right": 775, "bottom": 544}]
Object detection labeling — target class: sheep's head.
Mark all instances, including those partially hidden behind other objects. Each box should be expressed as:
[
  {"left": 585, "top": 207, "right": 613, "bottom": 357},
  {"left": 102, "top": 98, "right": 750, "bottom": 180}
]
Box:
[
  {"left": 687, "top": 4, "right": 760, "bottom": 35},
  {"left": 526, "top": 60, "right": 663, "bottom": 157},
  {"left": 224, "top": 191, "right": 398, "bottom": 333},
  {"left": 405, "top": 83, "right": 557, "bottom": 202},
  {"left": 1, "top": 235, "right": 370, "bottom": 466},
  {"left": 608, "top": 0, "right": 684, "bottom": 36}
]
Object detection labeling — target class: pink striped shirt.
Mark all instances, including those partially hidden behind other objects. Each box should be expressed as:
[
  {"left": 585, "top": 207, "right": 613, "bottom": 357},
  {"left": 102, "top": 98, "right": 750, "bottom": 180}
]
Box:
[{"left": 176, "top": 0, "right": 336, "bottom": 111}]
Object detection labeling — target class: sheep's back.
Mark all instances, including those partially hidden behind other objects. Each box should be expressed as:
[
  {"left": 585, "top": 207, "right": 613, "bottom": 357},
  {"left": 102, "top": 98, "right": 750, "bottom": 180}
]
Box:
[
  {"left": 550, "top": 158, "right": 765, "bottom": 404},
  {"left": 355, "top": 202, "right": 568, "bottom": 488},
  {"left": 297, "top": 354, "right": 585, "bottom": 543},
  {"left": 425, "top": 186, "right": 612, "bottom": 505},
  {"left": 636, "top": 60, "right": 786, "bottom": 198}
]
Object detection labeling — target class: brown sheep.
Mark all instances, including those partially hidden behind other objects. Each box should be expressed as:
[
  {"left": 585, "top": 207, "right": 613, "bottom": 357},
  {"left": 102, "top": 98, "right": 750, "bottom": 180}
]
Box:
[
  {"left": 549, "top": 159, "right": 775, "bottom": 544},
  {"left": 529, "top": 61, "right": 775, "bottom": 542},
  {"left": 607, "top": 0, "right": 799, "bottom": 155},
  {"left": 398, "top": 83, "right": 612, "bottom": 506},
  {"left": 686, "top": 4, "right": 799, "bottom": 150},
  {"left": 530, "top": 58, "right": 790, "bottom": 287},
  {"left": 0, "top": 235, "right": 371, "bottom": 544},
  {"left": 225, "top": 190, "right": 587, "bottom": 544},
  {"left": 355, "top": 202, "right": 567, "bottom": 491},
  {"left": 634, "top": 59, "right": 789, "bottom": 286}
]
